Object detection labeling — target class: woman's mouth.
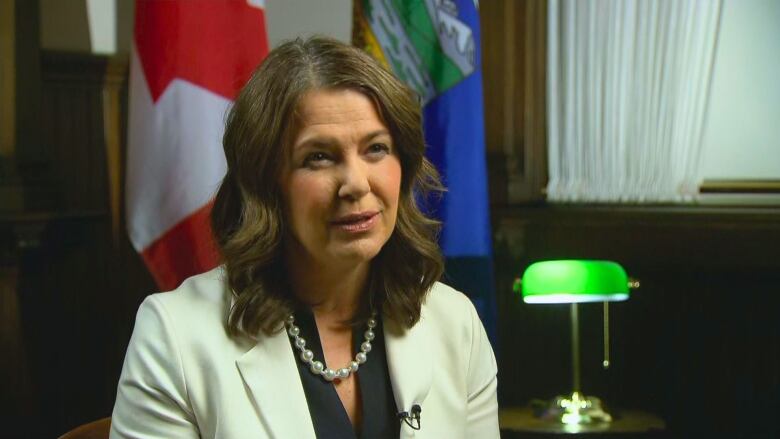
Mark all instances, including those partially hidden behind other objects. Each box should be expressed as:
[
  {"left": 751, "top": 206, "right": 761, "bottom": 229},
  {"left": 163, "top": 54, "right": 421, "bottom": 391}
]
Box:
[{"left": 331, "top": 211, "right": 379, "bottom": 233}]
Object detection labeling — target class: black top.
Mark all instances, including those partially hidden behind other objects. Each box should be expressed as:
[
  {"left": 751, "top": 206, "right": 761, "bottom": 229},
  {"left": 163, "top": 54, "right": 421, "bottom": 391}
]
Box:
[{"left": 289, "top": 308, "right": 400, "bottom": 439}]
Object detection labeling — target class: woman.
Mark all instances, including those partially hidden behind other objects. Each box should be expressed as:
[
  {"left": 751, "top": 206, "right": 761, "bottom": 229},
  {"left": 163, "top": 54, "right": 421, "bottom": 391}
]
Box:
[{"left": 111, "top": 36, "right": 498, "bottom": 439}]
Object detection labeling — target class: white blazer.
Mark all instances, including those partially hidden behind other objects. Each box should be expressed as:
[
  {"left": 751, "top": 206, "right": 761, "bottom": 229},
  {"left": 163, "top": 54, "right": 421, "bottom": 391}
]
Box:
[{"left": 110, "top": 268, "right": 499, "bottom": 438}]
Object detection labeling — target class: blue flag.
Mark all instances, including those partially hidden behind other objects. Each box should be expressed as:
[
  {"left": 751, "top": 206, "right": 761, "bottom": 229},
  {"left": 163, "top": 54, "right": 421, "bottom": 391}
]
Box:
[{"left": 354, "top": 0, "right": 497, "bottom": 345}]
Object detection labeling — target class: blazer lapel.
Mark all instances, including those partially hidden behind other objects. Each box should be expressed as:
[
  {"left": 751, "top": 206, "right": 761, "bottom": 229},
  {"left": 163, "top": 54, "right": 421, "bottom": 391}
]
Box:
[
  {"left": 384, "top": 313, "right": 433, "bottom": 430},
  {"left": 236, "top": 329, "right": 316, "bottom": 439}
]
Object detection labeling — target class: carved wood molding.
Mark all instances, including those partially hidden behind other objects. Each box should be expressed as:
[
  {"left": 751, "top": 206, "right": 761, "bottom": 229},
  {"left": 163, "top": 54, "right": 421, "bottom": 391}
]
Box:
[
  {"left": 40, "top": 51, "right": 128, "bottom": 245},
  {"left": 102, "top": 57, "right": 128, "bottom": 245}
]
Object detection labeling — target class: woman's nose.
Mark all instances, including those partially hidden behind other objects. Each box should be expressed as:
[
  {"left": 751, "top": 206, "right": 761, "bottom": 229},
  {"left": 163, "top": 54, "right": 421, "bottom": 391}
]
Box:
[{"left": 337, "top": 157, "right": 370, "bottom": 200}]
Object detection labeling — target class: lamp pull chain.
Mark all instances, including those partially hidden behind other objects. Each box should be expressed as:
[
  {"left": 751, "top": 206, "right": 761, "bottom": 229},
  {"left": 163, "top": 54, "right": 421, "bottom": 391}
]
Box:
[
  {"left": 571, "top": 303, "right": 581, "bottom": 393},
  {"left": 603, "top": 301, "right": 610, "bottom": 369}
]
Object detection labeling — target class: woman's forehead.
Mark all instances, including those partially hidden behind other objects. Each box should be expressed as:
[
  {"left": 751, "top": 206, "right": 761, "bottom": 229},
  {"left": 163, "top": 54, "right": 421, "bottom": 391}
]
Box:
[
  {"left": 299, "top": 89, "right": 381, "bottom": 124},
  {"left": 287, "top": 89, "right": 389, "bottom": 143}
]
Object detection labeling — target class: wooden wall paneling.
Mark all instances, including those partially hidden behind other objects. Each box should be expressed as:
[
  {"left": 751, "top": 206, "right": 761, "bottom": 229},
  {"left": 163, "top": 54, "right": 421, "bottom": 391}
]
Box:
[
  {"left": 15, "top": 214, "right": 112, "bottom": 436},
  {"left": 41, "top": 52, "right": 113, "bottom": 213},
  {"left": 480, "top": 0, "right": 509, "bottom": 206},
  {"left": 14, "top": 0, "right": 47, "bottom": 186},
  {"left": 0, "top": 211, "right": 113, "bottom": 437},
  {"left": 0, "top": 263, "right": 36, "bottom": 433},
  {"left": 12, "top": 0, "right": 41, "bottom": 160},
  {"left": 481, "top": 0, "right": 548, "bottom": 206},
  {"left": 5, "top": 52, "right": 114, "bottom": 435},
  {"left": 0, "top": 50, "right": 155, "bottom": 437},
  {"left": 39, "top": 52, "right": 156, "bottom": 436},
  {"left": 0, "top": 0, "right": 15, "bottom": 158},
  {"left": 518, "top": 0, "right": 548, "bottom": 203},
  {"left": 0, "top": 0, "right": 24, "bottom": 213},
  {"left": 1, "top": 0, "right": 53, "bottom": 212},
  {"left": 0, "top": 2, "right": 154, "bottom": 433}
]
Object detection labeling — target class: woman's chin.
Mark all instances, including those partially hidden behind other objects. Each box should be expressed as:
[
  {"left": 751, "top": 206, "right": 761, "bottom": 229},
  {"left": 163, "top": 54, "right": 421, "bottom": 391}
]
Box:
[{"left": 325, "top": 241, "right": 384, "bottom": 265}]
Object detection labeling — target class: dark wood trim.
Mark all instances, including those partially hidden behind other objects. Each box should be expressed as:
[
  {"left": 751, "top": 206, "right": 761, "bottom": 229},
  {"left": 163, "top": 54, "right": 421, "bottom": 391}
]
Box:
[
  {"left": 493, "top": 204, "right": 780, "bottom": 271},
  {"left": 495, "top": 203, "right": 780, "bottom": 223},
  {"left": 40, "top": 50, "right": 121, "bottom": 83},
  {"left": 700, "top": 179, "right": 780, "bottom": 194}
]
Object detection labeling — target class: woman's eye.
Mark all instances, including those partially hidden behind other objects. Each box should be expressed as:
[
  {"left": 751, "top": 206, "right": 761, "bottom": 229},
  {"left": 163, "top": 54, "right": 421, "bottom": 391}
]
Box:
[
  {"left": 367, "top": 143, "right": 391, "bottom": 156},
  {"left": 303, "top": 152, "right": 331, "bottom": 167}
]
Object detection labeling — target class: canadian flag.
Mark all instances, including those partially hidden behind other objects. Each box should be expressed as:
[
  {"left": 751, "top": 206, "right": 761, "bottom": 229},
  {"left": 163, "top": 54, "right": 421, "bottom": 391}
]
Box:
[{"left": 127, "top": 0, "right": 268, "bottom": 290}]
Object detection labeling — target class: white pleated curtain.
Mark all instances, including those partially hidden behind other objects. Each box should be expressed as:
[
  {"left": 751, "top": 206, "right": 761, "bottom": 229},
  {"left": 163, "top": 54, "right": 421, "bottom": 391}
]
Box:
[{"left": 546, "top": 0, "right": 722, "bottom": 202}]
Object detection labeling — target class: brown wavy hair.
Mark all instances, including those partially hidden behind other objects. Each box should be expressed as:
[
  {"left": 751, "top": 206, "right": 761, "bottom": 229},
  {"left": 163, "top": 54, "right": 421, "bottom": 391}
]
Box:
[{"left": 212, "top": 36, "right": 444, "bottom": 338}]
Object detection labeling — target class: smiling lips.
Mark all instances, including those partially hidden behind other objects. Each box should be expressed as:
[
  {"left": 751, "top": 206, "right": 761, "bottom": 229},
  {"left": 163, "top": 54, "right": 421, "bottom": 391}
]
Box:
[{"left": 331, "top": 211, "right": 380, "bottom": 233}]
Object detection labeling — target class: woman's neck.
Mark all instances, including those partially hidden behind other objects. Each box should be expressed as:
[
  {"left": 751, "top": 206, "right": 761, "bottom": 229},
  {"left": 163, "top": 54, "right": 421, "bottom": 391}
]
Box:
[{"left": 286, "top": 256, "right": 370, "bottom": 323}]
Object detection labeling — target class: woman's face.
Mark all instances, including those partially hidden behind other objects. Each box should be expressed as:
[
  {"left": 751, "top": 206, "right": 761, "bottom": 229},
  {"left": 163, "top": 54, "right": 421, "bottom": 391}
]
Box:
[{"left": 279, "top": 88, "right": 402, "bottom": 270}]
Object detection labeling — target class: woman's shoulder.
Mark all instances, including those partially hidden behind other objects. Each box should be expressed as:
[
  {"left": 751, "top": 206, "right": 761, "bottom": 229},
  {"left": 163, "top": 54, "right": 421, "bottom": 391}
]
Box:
[
  {"left": 421, "top": 281, "right": 482, "bottom": 328},
  {"left": 135, "top": 267, "right": 234, "bottom": 344},
  {"left": 147, "top": 266, "right": 230, "bottom": 311},
  {"left": 425, "top": 281, "right": 476, "bottom": 308}
]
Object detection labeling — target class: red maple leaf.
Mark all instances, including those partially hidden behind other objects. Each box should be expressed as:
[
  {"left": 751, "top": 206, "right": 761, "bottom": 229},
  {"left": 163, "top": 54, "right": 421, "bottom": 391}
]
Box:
[{"left": 135, "top": 0, "right": 268, "bottom": 102}]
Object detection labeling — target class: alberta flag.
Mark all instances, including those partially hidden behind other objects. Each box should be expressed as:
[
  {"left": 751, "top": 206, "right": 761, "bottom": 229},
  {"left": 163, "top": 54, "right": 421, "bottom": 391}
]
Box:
[{"left": 353, "top": 0, "right": 496, "bottom": 344}]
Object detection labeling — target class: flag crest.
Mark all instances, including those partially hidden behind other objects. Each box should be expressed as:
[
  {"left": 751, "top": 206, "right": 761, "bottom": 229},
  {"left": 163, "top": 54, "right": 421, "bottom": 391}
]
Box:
[{"left": 355, "top": 0, "right": 477, "bottom": 104}]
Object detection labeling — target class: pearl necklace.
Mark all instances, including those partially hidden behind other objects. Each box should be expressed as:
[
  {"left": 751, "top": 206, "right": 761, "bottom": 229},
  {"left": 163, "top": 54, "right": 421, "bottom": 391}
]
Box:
[{"left": 286, "top": 313, "right": 378, "bottom": 382}]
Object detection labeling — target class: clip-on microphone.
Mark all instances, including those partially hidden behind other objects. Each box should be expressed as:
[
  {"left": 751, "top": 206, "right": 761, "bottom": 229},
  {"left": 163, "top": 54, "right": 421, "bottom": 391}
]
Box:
[{"left": 397, "top": 404, "right": 422, "bottom": 430}]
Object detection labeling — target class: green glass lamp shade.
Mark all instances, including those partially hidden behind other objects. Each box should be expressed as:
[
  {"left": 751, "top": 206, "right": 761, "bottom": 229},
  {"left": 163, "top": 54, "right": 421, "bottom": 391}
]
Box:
[{"left": 520, "top": 260, "right": 630, "bottom": 304}]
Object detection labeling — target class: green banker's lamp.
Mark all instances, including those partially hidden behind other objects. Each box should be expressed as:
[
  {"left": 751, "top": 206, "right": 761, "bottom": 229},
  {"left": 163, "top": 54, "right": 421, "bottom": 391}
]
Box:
[{"left": 515, "top": 260, "right": 639, "bottom": 426}]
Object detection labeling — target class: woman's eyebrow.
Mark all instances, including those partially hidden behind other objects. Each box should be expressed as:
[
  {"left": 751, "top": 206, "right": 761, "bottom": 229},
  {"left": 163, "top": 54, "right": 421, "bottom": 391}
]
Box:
[
  {"left": 293, "top": 136, "right": 338, "bottom": 151},
  {"left": 361, "top": 129, "right": 392, "bottom": 143},
  {"left": 294, "top": 129, "right": 391, "bottom": 151}
]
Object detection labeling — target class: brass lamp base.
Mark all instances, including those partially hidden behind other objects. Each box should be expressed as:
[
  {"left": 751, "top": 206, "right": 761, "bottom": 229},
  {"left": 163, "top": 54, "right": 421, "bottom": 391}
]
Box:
[{"left": 549, "top": 391, "right": 612, "bottom": 425}]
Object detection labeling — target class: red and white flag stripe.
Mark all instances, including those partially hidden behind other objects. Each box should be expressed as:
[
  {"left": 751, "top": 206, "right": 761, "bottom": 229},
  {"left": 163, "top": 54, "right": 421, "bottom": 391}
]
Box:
[{"left": 127, "top": 0, "right": 268, "bottom": 290}]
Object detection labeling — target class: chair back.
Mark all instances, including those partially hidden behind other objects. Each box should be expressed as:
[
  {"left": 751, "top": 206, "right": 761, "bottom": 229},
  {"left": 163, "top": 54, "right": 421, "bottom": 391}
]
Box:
[{"left": 59, "top": 417, "right": 111, "bottom": 439}]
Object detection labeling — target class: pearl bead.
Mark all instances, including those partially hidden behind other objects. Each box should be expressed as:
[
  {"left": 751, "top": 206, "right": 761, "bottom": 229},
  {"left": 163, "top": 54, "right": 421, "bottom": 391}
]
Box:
[
  {"left": 322, "top": 368, "right": 336, "bottom": 381},
  {"left": 287, "top": 312, "right": 377, "bottom": 382}
]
